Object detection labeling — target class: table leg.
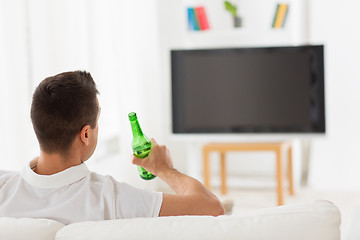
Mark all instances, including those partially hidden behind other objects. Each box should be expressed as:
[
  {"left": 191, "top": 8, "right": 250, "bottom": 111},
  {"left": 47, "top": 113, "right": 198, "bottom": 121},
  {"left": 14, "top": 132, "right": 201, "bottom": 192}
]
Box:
[
  {"left": 220, "top": 152, "right": 227, "bottom": 194},
  {"left": 203, "top": 148, "right": 211, "bottom": 190},
  {"left": 288, "top": 146, "right": 294, "bottom": 195},
  {"left": 276, "top": 148, "right": 284, "bottom": 206}
]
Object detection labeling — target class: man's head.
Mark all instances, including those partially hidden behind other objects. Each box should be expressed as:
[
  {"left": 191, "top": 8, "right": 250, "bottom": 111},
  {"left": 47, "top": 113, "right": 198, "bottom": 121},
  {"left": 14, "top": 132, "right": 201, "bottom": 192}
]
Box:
[{"left": 31, "top": 71, "right": 99, "bottom": 157}]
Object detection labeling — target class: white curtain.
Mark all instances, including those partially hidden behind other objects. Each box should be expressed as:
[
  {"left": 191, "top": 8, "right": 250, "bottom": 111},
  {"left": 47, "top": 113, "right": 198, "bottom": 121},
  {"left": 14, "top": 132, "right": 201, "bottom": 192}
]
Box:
[
  {"left": 0, "top": 0, "right": 163, "bottom": 189},
  {"left": 0, "top": 0, "right": 32, "bottom": 171}
]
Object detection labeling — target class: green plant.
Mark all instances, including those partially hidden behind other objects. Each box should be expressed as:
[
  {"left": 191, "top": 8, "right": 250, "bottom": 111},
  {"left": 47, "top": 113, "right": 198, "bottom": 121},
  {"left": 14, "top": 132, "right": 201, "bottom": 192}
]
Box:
[{"left": 224, "top": 1, "right": 237, "bottom": 17}]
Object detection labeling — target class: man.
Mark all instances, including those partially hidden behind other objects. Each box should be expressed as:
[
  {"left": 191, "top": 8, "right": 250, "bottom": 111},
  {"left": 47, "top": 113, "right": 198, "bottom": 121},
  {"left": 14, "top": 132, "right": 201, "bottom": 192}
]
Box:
[{"left": 0, "top": 71, "right": 224, "bottom": 224}]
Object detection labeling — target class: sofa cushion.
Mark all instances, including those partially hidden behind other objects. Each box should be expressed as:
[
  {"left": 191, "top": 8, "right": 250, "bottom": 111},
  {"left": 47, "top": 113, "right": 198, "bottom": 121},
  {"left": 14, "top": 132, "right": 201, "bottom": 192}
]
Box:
[
  {"left": 56, "top": 200, "right": 341, "bottom": 240},
  {"left": 346, "top": 204, "right": 360, "bottom": 240},
  {"left": 0, "top": 217, "right": 64, "bottom": 240}
]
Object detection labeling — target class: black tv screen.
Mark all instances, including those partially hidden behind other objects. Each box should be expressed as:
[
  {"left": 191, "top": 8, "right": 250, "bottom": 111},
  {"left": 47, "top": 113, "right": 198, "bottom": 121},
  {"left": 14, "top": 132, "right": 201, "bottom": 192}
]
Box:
[{"left": 171, "top": 45, "right": 325, "bottom": 134}]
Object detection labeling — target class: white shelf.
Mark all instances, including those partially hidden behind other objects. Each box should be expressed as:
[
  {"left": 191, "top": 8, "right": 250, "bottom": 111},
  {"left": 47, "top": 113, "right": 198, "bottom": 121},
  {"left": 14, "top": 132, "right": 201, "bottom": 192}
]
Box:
[
  {"left": 186, "top": 28, "right": 249, "bottom": 37},
  {"left": 183, "top": 28, "right": 299, "bottom": 49},
  {"left": 180, "top": 0, "right": 307, "bottom": 48}
]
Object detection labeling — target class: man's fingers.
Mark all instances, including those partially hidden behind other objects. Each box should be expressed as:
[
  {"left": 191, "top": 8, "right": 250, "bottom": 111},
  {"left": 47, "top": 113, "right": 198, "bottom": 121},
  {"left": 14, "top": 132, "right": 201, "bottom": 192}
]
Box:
[
  {"left": 150, "top": 138, "right": 158, "bottom": 146},
  {"left": 132, "top": 155, "right": 142, "bottom": 166},
  {"left": 132, "top": 138, "right": 159, "bottom": 168}
]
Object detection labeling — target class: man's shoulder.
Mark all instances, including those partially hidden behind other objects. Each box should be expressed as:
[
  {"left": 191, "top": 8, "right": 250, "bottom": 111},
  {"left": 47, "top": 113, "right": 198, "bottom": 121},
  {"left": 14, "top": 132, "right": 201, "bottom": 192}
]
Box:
[
  {"left": 87, "top": 171, "right": 134, "bottom": 191},
  {"left": 88, "top": 171, "right": 112, "bottom": 182},
  {"left": 0, "top": 169, "right": 16, "bottom": 177},
  {"left": 88, "top": 171, "right": 122, "bottom": 187},
  {"left": 0, "top": 169, "right": 18, "bottom": 186}
]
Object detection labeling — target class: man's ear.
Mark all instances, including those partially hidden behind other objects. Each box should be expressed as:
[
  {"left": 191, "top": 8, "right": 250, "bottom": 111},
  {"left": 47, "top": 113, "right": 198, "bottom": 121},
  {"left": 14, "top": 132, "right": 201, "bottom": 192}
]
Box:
[{"left": 80, "top": 125, "right": 91, "bottom": 145}]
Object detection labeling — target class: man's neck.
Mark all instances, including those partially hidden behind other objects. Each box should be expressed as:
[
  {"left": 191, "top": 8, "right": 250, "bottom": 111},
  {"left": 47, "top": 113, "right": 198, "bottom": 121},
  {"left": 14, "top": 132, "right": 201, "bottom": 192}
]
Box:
[{"left": 33, "top": 151, "right": 83, "bottom": 175}]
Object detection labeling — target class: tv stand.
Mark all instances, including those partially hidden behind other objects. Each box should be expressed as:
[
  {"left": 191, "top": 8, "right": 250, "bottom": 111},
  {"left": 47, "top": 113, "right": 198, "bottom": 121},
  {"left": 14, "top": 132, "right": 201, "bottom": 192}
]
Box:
[{"left": 202, "top": 142, "right": 294, "bottom": 206}]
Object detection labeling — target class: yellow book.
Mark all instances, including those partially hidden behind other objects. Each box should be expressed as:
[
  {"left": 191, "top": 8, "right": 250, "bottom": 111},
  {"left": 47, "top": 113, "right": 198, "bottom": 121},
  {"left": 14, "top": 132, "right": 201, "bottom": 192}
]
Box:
[{"left": 273, "top": 4, "right": 289, "bottom": 28}]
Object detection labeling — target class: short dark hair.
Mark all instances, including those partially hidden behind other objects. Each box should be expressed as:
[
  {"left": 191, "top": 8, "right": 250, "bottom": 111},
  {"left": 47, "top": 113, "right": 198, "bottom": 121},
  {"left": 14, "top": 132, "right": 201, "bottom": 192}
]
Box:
[{"left": 31, "top": 71, "right": 99, "bottom": 154}]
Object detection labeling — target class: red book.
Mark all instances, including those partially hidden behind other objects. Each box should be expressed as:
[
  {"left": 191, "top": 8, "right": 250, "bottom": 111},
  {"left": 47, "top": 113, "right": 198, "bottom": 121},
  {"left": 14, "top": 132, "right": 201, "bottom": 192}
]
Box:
[{"left": 194, "top": 6, "right": 210, "bottom": 30}]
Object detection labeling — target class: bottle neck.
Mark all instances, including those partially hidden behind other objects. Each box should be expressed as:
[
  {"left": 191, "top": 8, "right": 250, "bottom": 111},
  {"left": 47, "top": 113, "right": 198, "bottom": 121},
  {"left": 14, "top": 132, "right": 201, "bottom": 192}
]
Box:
[{"left": 130, "top": 119, "right": 144, "bottom": 137}]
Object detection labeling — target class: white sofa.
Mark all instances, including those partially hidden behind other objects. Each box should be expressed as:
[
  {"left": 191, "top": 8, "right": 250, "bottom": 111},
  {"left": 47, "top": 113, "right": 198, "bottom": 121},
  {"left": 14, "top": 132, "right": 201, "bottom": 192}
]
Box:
[{"left": 0, "top": 200, "right": 340, "bottom": 240}]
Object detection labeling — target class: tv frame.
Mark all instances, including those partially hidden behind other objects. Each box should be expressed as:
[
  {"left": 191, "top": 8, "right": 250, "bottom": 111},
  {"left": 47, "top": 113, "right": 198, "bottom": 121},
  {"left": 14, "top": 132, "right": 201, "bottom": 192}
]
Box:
[{"left": 170, "top": 45, "right": 326, "bottom": 139}]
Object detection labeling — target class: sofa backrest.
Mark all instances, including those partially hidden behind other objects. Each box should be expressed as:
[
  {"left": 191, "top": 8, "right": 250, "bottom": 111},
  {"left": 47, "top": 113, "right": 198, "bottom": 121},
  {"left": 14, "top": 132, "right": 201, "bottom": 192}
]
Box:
[
  {"left": 0, "top": 200, "right": 340, "bottom": 240},
  {"left": 0, "top": 217, "right": 64, "bottom": 240},
  {"left": 55, "top": 200, "right": 341, "bottom": 240}
]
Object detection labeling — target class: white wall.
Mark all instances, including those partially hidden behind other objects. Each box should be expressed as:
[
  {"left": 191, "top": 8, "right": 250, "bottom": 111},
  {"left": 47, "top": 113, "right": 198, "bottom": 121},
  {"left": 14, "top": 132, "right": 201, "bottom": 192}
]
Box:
[{"left": 308, "top": 0, "right": 360, "bottom": 190}]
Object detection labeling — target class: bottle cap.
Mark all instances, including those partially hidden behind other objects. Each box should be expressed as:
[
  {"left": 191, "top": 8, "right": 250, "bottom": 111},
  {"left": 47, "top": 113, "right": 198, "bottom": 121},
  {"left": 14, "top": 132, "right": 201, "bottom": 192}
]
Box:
[{"left": 128, "top": 112, "right": 137, "bottom": 120}]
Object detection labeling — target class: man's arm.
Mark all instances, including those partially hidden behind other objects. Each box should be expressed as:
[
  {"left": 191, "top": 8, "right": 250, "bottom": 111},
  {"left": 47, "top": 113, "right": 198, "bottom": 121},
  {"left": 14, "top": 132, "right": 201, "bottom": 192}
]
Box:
[{"left": 132, "top": 139, "right": 225, "bottom": 217}]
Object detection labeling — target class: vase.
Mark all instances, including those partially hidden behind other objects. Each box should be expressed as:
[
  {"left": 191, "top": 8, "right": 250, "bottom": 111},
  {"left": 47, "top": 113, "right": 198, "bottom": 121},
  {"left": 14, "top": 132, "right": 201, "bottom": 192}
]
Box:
[{"left": 233, "top": 16, "right": 242, "bottom": 28}]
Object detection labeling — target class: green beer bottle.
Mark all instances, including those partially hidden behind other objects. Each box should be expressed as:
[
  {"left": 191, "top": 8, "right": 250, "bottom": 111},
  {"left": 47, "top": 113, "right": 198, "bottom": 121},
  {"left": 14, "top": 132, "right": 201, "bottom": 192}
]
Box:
[{"left": 128, "top": 112, "right": 156, "bottom": 180}]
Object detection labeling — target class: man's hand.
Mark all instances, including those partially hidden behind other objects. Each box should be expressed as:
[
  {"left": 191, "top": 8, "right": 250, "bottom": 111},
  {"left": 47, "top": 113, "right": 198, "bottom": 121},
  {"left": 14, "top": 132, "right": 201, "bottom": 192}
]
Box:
[
  {"left": 132, "top": 139, "right": 174, "bottom": 177},
  {"left": 132, "top": 139, "right": 224, "bottom": 217}
]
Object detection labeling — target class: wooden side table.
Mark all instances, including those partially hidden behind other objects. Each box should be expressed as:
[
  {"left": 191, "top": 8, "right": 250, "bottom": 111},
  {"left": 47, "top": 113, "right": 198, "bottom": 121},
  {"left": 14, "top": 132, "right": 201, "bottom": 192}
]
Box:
[{"left": 202, "top": 142, "right": 294, "bottom": 206}]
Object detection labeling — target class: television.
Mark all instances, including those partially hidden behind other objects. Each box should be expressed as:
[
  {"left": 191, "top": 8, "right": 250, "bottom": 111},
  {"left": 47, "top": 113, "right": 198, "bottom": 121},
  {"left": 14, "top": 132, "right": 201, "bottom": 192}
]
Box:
[{"left": 171, "top": 45, "right": 325, "bottom": 135}]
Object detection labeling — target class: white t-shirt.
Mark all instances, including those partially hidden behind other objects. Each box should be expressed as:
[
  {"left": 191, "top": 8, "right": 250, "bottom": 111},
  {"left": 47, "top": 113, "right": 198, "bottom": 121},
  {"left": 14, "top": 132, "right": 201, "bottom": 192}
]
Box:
[{"left": 0, "top": 160, "right": 163, "bottom": 224}]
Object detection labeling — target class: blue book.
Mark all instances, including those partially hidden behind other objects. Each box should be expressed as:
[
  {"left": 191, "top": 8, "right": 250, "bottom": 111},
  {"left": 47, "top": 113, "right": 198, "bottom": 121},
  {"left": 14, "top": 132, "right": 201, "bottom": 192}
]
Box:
[{"left": 187, "top": 8, "right": 200, "bottom": 31}]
